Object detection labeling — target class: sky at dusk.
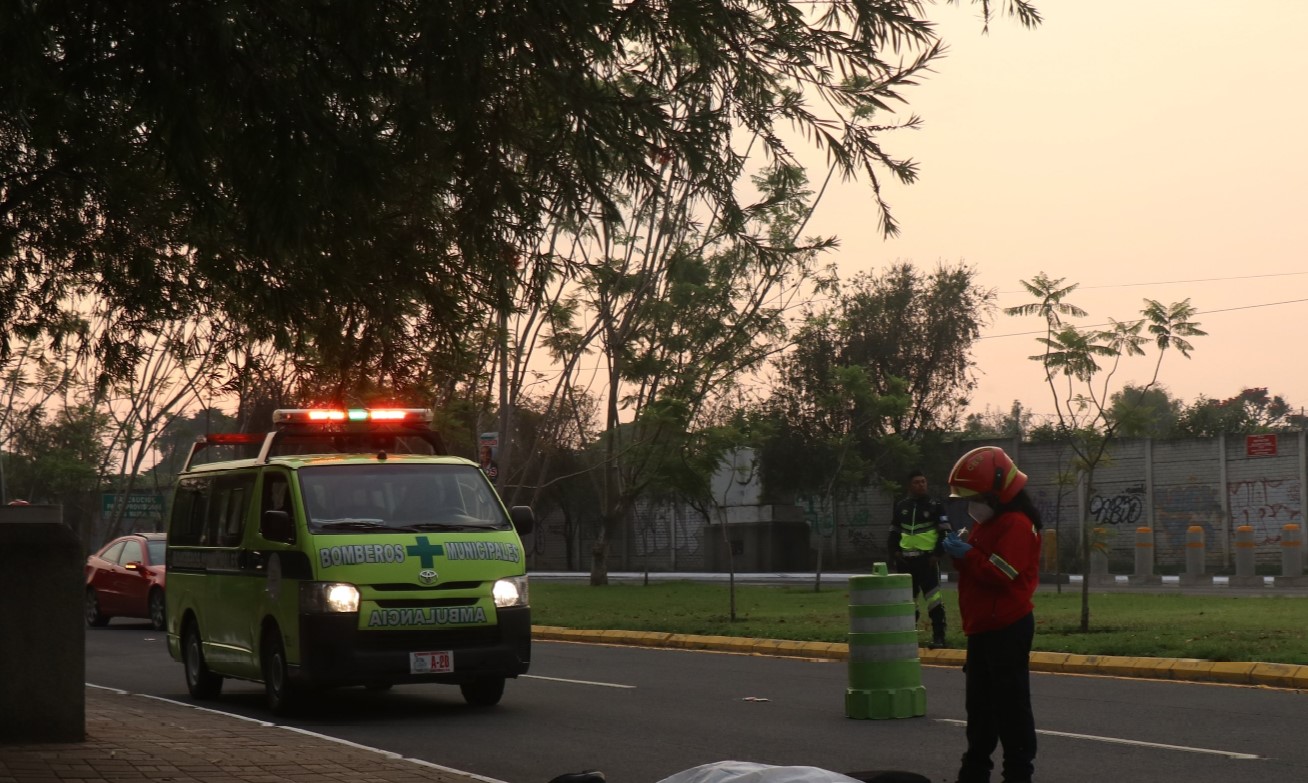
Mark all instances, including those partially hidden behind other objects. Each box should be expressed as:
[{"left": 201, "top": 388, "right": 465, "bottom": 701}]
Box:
[{"left": 794, "top": 0, "right": 1308, "bottom": 422}]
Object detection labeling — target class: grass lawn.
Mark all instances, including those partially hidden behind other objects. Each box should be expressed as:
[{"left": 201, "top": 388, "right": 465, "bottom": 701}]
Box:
[{"left": 531, "top": 581, "right": 1308, "bottom": 664}]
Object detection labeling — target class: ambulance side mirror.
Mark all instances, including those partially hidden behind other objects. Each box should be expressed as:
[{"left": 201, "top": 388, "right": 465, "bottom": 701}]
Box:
[
  {"left": 261, "top": 510, "right": 295, "bottom": 543},
  {"left": 509, "top": 506, "right": 534, "bottom": 536}
]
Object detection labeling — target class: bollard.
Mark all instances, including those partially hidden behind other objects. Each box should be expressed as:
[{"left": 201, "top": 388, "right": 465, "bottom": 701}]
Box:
[
  {"left": 1041, "top": 528, "right": 1059, "bottom": 573},
  {"left": 1230, "top": 525, "right": 1261, "bottom": 587},
  {"left": 1130, "top": 527, "right": 1161, "bottom": 585},
  {"left": 845, "top": 563, "right": 926, "bottom": 720},
  {"left": 1180, "top": 525, "right": 1206, "bottom": 585},
  {"left": 1282, "top": 524, "right": 1303, "bottom": 585},
  {"left": 1089, "top": 527, "right": 1114, "bottom": 586}
]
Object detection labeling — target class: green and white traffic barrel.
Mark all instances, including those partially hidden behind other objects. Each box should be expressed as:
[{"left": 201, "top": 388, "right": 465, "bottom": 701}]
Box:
[{"left": 845, "top": 563, "right": 926, "bottom": 719}]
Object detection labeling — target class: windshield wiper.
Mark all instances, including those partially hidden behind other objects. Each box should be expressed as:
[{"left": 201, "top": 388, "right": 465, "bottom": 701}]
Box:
[
  {"left": 407, "top": 522, "right": 495, "bottom": 532},
  {"left": 316, "top": 519, "right": 389, "bottom": 530}
]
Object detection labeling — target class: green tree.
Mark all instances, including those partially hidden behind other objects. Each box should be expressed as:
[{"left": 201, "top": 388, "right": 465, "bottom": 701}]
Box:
[
  {"left": 961, "top": 401, "right": 1035, "bottom": 440},
  {"left": 1107, "top": 384, "right": 1184, "bottom": 439},
  {"left": 3, "top": 1, "right": 1039, "bottom": 391},
  {"left": 1006, "top": 273, "right": 1205, "bottom": 631},
  {"left": 5, "top": 404, "right": 110, "bottom": 525},
  {"left": 819, "top": 262, "right": 997, "bottom": 436},
  {"left": 1176, "top": 388, "right": 1307, "bottom": 436}
]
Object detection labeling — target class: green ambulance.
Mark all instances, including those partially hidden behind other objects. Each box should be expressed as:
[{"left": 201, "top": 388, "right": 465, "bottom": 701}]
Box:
[{"left": 164, "top": 408, "right": 533, "bottom": 714}]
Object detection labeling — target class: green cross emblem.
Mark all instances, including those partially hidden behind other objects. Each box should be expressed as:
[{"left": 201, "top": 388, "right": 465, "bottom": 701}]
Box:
[{"left": 406, "top": 536, "right": 445, "bottom": 568}]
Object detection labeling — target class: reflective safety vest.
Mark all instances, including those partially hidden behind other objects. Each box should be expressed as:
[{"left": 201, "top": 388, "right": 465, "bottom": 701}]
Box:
[{"left": 893, "top": 497, "right": 947, "bottom": 552}]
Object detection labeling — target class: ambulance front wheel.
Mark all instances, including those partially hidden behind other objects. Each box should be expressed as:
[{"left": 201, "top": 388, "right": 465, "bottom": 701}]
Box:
[
  {"left": 461, "top": 675, "right": 505, "bottom": 707},
  {"left": 183, "top": 622, "right": 223, "bottom": 699},
  {"left": 262, "top": 630, "right": 304, "bottom": 715}
]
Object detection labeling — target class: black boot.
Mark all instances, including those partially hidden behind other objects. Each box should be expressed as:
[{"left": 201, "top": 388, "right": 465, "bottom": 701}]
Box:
[
  {"left": 928, "top": 609, "right": 947, "bottom": 648},
  {"left": 953, "top": 752, "right": 991, "bottom": 783}
]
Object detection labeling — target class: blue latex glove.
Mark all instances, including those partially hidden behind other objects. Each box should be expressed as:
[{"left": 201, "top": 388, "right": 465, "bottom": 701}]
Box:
[{"left": 941, "top": 531, "right": 972, "bottom": 558}]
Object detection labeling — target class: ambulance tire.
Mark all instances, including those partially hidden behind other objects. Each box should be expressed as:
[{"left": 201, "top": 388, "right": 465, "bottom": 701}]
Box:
[
  {"left": 183, "top": 622, "right": 224, "bottom": 699},
  {"left": 460, "top": 675, "right": 505, "bottom": 707},
  {"left": 85, "top": 588, "right": 110, "bottom": 627},
  {"left": 262, "top": 631, "right": 303, "bottom": 715}
]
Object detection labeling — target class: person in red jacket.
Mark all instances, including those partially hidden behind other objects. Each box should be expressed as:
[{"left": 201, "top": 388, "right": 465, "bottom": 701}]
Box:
[{"left": 941, "top": 446, "right": 1042, "bottom": 783}]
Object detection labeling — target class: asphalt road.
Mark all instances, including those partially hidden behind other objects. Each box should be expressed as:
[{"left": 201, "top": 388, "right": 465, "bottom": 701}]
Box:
[{"left": 88, "top": 619, "right": 1308, "bottom": 783}]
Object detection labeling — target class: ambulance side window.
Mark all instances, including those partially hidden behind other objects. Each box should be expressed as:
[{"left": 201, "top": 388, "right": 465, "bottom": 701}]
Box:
[
  {"left": 168, "top": 477, "right": 211, "bottom": 547},
  {"left": 207, "top": 473, "right": 256, "bottom": 547}
]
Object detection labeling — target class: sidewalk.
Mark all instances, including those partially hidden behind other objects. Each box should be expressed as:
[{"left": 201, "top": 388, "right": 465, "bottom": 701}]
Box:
[{"left": 0, "top": 685, "right": 495, "bottom": 783}]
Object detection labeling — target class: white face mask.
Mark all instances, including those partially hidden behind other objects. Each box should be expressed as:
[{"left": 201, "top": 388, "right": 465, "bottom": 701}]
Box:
[{"left": 968, "top": 501, "right": 995, "bottom": 523}]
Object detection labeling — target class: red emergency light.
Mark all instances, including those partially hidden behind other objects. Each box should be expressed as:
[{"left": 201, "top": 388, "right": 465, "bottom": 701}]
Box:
[
  {"left": 272, "top": 408, "right": 433, "bottom": 426},
  {"left": 201, "top": 433, "right": 266, "bottom": 445}
]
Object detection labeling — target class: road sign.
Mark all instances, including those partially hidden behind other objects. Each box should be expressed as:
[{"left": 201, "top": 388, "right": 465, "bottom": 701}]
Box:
[{"left": 101, "top": 493, "right": 166, "bottom": 520}]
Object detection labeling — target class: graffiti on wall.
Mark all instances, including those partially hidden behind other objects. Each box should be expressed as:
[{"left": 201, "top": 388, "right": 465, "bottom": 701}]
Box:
[
  {"left": 802, "top": 498, "right": 880, "bottom": 565},
  {"left": 1154, "top": 484, "right": 1222, "bottom": 527},
  {"left": 633, "top": 507, "right": 703, "bottom": 558},
  {"left": 1228, "top": 478, "right": 1302, "bottom": 545},
  {"left": 1088, "top": 485, "right": 1146, "bottom": 526},
  {"left": 846, "top": 511, "right": 879, "bottom": 555}
]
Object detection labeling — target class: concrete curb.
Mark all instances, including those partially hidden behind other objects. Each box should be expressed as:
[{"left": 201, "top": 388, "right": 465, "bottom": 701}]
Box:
[{"left": 532, "top": 626, "right": 1308, "bottom": 690}]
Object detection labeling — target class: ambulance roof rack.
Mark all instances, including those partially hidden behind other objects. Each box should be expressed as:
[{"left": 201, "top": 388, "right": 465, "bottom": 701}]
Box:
[{"left": 181, "top": 408, "right": 446, "bottom": 472}]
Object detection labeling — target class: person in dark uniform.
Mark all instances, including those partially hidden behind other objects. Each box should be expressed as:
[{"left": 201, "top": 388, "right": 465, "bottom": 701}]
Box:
[{"left": 887, "top": 470, "right": 950, "bottom": 648}]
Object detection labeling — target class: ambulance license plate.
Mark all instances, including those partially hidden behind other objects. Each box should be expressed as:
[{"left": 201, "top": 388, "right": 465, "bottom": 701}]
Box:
[{"left": 410, "top": 650, "right": 453, "bottom": 674}]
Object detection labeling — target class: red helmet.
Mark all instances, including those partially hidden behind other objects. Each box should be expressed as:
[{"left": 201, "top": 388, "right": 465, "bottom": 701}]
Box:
[{"left": 948, "top": 446, "right": 1027, "bottom": 503}]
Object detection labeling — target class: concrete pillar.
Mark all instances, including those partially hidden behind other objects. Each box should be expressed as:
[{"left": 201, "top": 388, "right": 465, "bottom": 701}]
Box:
[
  {"left": 1038, "top": 528, "right": 1068, "bottom": 584},
  {"left": 1089, "top": 527, "right": 1114, "bottom": 586},
  {"left": 0, "top": 504, "right": 84, "bottom": 742},
  {"left": 1129, "top": 526, "right": 1161, "bottom": 585},
  {"left": 1280, "top": 524, "right": 1305, "bottom": 587},
  {"left": 1179, "top": 525, "right": 1208, "bottom": 586},
  {"left": 1230, "top": 525, "right": 1261, "bottom": 587}
]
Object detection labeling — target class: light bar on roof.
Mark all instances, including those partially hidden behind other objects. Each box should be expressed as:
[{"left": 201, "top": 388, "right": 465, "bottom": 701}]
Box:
[{"left": 272, "top": 408, "right": 433, "bottom": 426}]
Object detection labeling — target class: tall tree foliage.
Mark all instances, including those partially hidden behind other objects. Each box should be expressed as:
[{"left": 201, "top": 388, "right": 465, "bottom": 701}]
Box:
[
  {"left": 1006, "top": 272, "right": 1205, "bottom": 631},
  {"left": 1176, "top": 388, "right": 1308, "bottom": 436},
  {"left": 536, "top": 161, "right": 830, "bottom": 584},
  {"left": 824, "top": 262, "right": 996, "bottom": 436},
  {"left": 765, "top": 261, "right": 995, "bottom": 481},
  {"left": 2, "top": 0, "right": 1040, "bottom": 394},
  {"left": 1107, "top": 384, "right": 1183, "bottom": 439},
  {"left": 761, "top": 261, "right": 993, "bottom": 573}
]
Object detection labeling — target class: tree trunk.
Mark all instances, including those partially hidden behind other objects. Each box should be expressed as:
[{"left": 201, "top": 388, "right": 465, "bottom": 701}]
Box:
[{"left": 589, "top": 528, "right": 609, "bottom": 586}]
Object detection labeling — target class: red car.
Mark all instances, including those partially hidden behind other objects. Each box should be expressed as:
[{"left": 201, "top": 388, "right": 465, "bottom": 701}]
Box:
[{"left": 85, "top": 532, "right": 167, "bottom": 630}]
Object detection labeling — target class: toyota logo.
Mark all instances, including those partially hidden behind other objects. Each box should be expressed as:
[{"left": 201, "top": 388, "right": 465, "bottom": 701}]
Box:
[{"left": 418, "top": 569, "right": 439, "bottom": 585}]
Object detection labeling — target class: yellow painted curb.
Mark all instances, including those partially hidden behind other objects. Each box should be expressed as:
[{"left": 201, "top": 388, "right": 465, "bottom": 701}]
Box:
[
  {"left": 1249, "top": 662, "right": 1308, "bottom": 689},
  {"left": 531, "top": 626, "right": 1304, "bottom": 688}
]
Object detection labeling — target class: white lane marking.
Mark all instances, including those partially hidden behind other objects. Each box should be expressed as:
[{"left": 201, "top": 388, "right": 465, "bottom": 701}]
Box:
[
  {"left": 937, "top": 719, "right": 1262, "bottom": 760},
  {"left": 523, "top": 674, "right": 636, "bottom": 689}
]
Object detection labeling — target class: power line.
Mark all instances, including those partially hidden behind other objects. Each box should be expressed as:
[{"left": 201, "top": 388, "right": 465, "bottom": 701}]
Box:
[
  {"left": 982, "top": 297, "right": 1308, "bottom": 341},
  {"left": 998, "top": 271, "right": 1307, "bottom": 297}
]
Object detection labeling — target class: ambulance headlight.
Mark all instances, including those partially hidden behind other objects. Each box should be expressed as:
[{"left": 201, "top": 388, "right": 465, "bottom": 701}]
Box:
[
  {"left": 300, "top": 582, "right": 360, "bottom": 613},
  {"left": 492, "top": 576, "right": 529, "bottom": 608}
]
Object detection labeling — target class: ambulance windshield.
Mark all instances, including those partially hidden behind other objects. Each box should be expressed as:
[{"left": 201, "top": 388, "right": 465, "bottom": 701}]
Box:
[{"left": 298, "top": 464, "right": 510, "bottom": 534}]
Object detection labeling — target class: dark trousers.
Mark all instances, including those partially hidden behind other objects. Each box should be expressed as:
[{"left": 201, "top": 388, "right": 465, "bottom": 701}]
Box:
[
  {"left": 897, "top": 555, "right": 945, "bottom": 635},
  {"left": 958, "top": 612, "right": 1036, "bottom": 783}
]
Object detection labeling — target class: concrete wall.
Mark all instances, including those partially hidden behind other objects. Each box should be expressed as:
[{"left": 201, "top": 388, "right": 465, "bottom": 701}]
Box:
[{"left": 524, "top": 433, "right": 1307, "bottom": 575}]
